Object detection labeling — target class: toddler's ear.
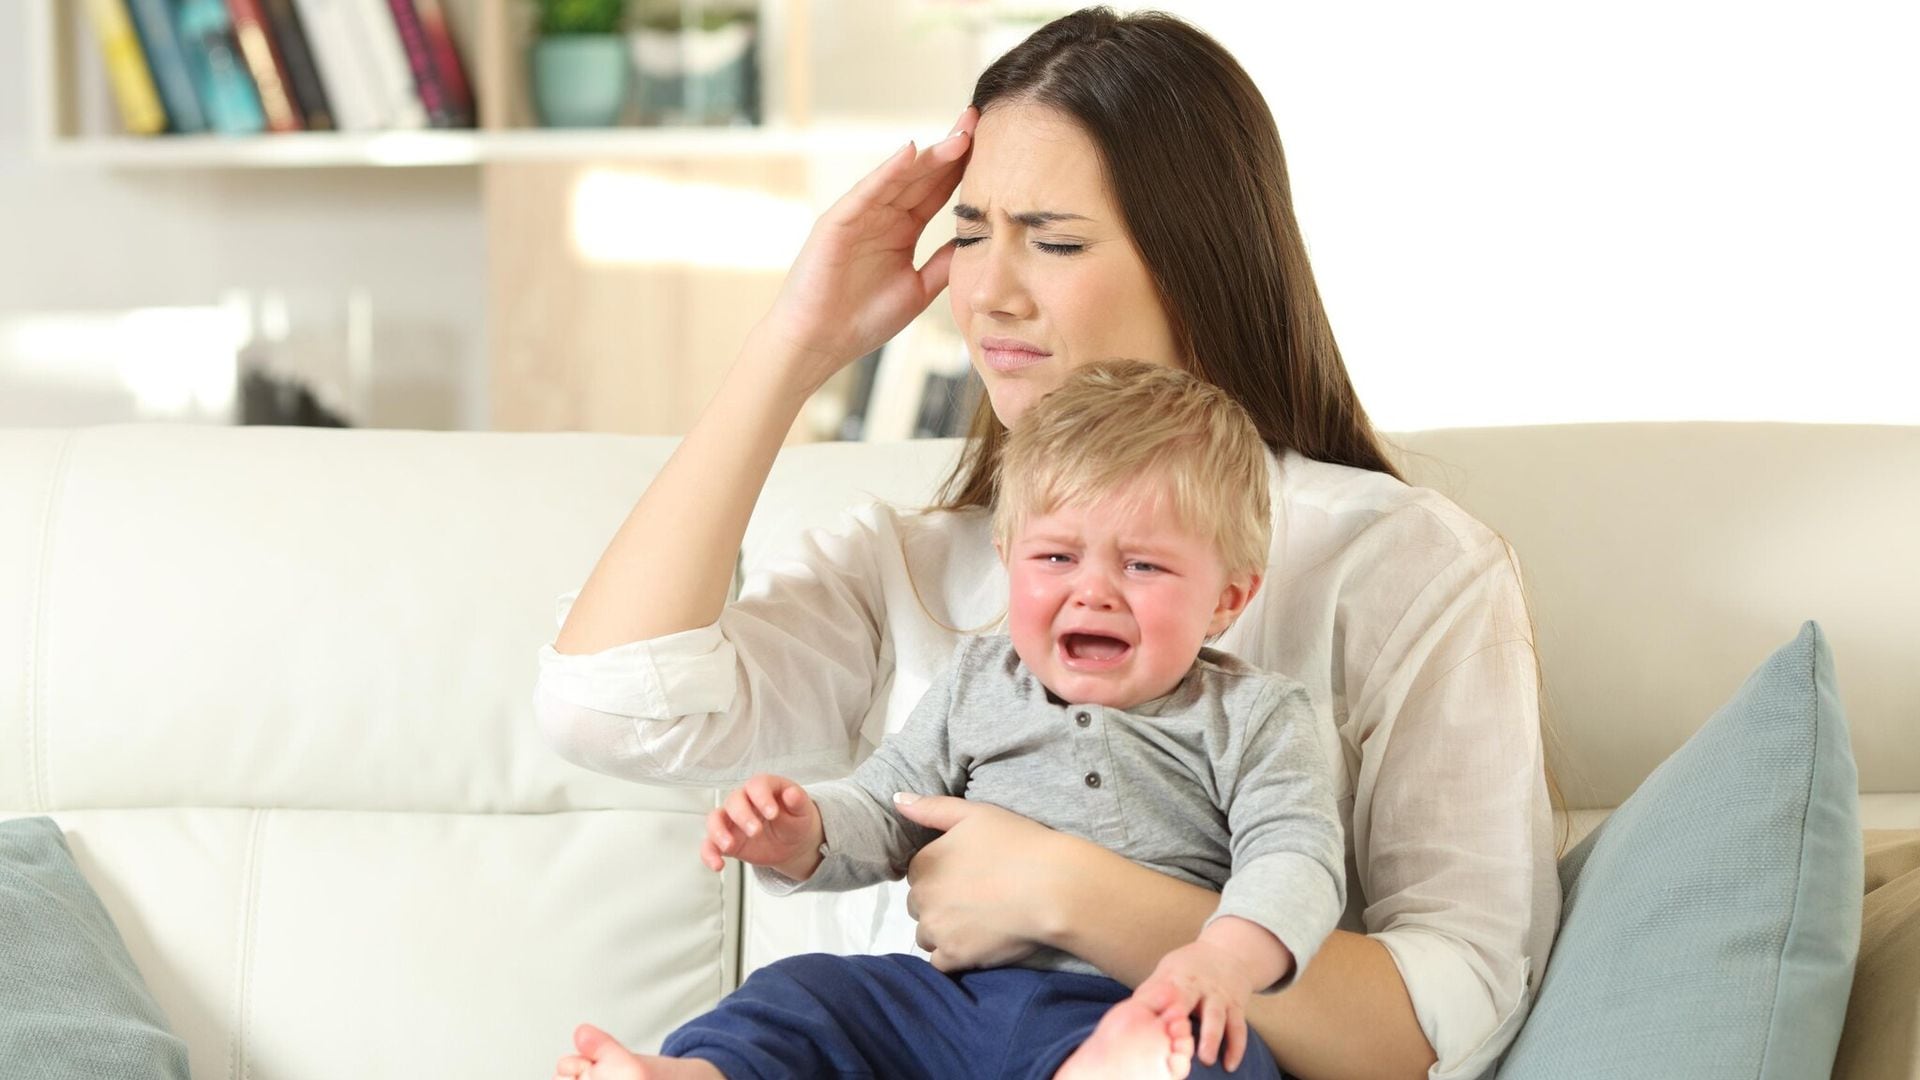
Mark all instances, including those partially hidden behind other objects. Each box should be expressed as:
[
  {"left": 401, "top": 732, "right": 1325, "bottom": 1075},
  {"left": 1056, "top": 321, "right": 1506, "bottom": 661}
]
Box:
[{"left": 1208, "top": 572, "right": 1262, "bottom": 635}]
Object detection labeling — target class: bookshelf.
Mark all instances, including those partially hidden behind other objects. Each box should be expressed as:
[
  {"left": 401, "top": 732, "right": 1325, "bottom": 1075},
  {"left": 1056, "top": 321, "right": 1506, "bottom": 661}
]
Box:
[
  {"left": 29, "top": 0, "right": 820, "bottom": 169},
  {"left": 29, "top": 0, "right": 990, "bottom": 436}
]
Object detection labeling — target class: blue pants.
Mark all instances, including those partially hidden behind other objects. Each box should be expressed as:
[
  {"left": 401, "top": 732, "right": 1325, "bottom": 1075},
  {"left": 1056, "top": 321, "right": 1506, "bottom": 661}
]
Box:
[{"left": 661, "top": 952, "right": 1285, "bottom": 1079}]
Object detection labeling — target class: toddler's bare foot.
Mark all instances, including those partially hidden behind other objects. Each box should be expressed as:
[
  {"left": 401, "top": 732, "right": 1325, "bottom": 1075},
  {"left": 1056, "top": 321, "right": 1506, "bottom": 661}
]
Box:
[
  {"left": 1055, "top": 997, "right": 1195, "bottom": 1080},
  {"left": 551, "top": 1023, "right": 725, "bottom": 1080}
]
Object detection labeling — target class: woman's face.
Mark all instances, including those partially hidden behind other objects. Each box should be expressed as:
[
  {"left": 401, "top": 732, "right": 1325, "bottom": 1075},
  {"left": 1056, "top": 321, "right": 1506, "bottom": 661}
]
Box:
[{"left": 948, "top": 104, "right": 1183, "bottom": 427}]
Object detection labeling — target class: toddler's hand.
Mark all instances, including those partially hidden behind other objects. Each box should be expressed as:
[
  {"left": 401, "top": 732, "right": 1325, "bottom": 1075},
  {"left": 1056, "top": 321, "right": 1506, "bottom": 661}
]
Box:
[
  {"left": 1131, "top": 939, "right": 1263, "bottom": 1072},
  {"left": 699, "top": 773, "right": 823, "bottom": 880}
]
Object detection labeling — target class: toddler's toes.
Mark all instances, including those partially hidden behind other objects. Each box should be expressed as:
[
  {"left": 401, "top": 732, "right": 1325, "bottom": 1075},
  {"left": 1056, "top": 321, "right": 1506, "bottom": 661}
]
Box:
[
  {"left": 574, "top": 1022, "right": 653, "bottom": 1077},
  {"left": 1166, "top": 1014, "right": 1195, "bottom": 1074}
]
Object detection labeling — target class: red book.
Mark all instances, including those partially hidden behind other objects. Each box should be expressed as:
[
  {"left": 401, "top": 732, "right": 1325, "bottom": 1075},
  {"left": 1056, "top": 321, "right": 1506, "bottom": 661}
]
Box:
[
  {"left": 226, "top": 0, "right": 305, "bottom": 131},
  {"left": 412, "top": 0, "right": 473, "bottom": 126},
  {"left": 385, "top": 0, "right": 461, "bottom": 128}
]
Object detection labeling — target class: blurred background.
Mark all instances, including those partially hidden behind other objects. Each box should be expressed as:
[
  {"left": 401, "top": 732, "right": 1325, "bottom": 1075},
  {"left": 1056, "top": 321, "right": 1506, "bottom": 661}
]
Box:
[{"left": 2, "top": 0, "right": 1915, "bottom": 438}]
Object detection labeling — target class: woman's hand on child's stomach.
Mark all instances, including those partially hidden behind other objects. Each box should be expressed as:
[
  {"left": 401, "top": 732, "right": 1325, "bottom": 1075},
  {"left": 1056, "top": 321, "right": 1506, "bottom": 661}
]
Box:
[
  {"left": 897, "top": 794, "right": 1066, "bottom": 971},
  {"left": 1131, "top": 939, "right": 1265, "bottom": 1072},
  {"left": 699, "top": 774, "right": 824, "bottom": 880}
]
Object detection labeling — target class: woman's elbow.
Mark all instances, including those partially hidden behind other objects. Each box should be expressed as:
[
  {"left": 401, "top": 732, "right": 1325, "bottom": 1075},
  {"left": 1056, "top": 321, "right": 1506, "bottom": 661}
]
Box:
[{"left": 531, "top": 683, "right": 667, "bottom": 781}]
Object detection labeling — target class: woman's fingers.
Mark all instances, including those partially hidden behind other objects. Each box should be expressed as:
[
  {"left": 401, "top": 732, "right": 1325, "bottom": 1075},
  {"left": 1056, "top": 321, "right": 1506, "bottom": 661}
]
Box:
[
  {"left": 914, "top": 240, "right": 959, "bottom": 307},
  {"left": 826, "top": 119, "right": 973, "bottom": 229},
  {"left": 897, "top": 129, "right": 973, "bottom": 221},
  {"left": 902, "top": 106, "right": 977, "bottom": 217}
]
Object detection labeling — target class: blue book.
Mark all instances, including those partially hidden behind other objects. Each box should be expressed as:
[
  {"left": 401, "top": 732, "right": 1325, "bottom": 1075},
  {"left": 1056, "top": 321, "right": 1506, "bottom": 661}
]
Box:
[
  {"left": 173, "top": 0, "right": 266, "bottom": 134},
  {"left": 125, "top": 0, "right": 208, "bottom": 133}
]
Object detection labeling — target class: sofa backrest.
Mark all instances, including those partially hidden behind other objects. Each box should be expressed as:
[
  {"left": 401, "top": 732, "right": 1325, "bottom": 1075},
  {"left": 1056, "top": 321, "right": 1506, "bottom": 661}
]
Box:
[
  {"left": 0, "top": 426, "right": 729, "bottom": 1080},
  {"left": 2, "top": 422, "right": 1914, "bottom": 1079},
  {"left": 1390, "top": 423, "right": 1920, "bottom": 833}
]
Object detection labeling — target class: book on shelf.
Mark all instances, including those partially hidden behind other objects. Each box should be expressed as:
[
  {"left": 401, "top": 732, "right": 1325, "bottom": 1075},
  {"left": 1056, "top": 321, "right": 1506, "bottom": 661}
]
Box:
[
  {"left": 227, "top": 0, "right": 306, "bottom": 131},
  {"left": 343, "top": 0, "right": 431, "bottom": 129},
  {"left": 290, "top": 0, "right": 387, "bottom": 131},
  {"left": 259, "top": 0, "right": 336, "bottom": 130},
  {"left": 78, "top": 0, "right": 476, "bottom": 139},
  {"left": 82, "top": 0, "right": 167, "bottom": 135},
  {"left": 175, "top": 0, "right": 268, "bottom": 134},
  {"left": 412, "top": 0, "right": 475, "bottom": 127},
  {"left": 387, "top": 0, "right": 474, "bottom": 128},
  {"left": 124, "top": 0, "right": 209, "bottom": 132}
]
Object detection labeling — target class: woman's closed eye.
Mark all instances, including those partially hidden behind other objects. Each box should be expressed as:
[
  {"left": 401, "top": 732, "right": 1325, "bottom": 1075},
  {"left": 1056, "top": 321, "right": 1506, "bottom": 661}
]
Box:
[{"left": 952, "top": 235, "right": 1086, "bottom": 256}]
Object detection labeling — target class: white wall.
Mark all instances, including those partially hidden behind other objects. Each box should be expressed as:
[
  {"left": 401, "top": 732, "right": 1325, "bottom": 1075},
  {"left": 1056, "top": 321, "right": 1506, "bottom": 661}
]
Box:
[
  {"left": 0, "top": 11, "right": 489, "bottom": 430},
  {"left": 1162, "top": 0, "right": 1919, "bottom": 428}
]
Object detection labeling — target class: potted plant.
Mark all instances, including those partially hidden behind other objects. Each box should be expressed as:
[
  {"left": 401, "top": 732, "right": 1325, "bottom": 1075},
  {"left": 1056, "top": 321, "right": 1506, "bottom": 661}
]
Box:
[{"left": 530, "top": 0, "right": 631, "bottom": 127}]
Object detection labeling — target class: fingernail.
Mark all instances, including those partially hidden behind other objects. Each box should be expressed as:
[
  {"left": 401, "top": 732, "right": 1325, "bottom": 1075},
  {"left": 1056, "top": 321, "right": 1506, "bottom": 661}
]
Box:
[
  {"left": 744, "top": 822, "right": 758, "bottom": 836},
  {"left": 761, "top": 804, "right": 778, "bottom": 819},
  {"left": 893, "top": 792, "right": 919, "bottom": 805}
]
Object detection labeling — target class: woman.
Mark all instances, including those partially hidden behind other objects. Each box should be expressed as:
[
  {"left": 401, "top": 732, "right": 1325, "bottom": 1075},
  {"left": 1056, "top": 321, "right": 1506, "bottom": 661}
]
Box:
[{"left": 538, "top": 9, "right": 1556, "bottom": 1079}]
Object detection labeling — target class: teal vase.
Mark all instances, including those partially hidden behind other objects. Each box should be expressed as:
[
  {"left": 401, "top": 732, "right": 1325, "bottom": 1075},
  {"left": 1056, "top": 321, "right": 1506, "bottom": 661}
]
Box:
[{"left": 531, "top": 35, "right": 631, "bottom": 128}]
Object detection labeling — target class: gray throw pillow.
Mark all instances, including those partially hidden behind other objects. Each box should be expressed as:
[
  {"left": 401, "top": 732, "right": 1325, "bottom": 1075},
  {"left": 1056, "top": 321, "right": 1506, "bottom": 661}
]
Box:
[{"left": 0, "top": 815, "right": 190, "bottom": 1078}]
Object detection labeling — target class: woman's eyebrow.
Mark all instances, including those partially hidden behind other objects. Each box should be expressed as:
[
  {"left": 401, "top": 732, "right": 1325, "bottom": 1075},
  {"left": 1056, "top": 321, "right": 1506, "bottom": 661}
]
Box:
[{"left": 953, "top": 204, "right": 1092, "bottom": 227}]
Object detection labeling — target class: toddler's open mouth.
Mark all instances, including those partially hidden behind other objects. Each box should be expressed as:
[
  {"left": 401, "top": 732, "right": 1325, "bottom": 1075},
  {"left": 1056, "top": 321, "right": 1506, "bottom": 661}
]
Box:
[{"left": 1059, "top": 632, "right": 1131, "bottom": 669}]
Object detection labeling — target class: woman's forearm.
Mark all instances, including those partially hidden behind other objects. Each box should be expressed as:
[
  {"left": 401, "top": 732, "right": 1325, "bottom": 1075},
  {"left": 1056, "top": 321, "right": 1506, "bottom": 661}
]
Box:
[
  {"left": 553, "top": 326, "right": 819, "bottom": 655},
  {"left": 1046, "top": 847, "right": 1436, "bottom": 1080}
]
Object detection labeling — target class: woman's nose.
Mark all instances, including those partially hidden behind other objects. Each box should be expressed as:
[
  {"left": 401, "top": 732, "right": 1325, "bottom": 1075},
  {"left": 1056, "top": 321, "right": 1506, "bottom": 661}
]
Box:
[{"left": 967, "top": 240, "right": 1033, "bottom": 320}]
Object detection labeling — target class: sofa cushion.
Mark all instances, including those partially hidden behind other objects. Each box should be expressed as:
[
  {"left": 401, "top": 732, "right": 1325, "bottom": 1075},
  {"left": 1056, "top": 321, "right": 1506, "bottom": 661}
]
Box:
[
  {"left": 1831, "top": 830, "right": 1920, "bottom": 1080},
  {"left": 0, "top": 816, "right": 189, "bottom": 1079},
  {"left": 1497, "top": 621, "right": 1863, "bottom": 1079}
]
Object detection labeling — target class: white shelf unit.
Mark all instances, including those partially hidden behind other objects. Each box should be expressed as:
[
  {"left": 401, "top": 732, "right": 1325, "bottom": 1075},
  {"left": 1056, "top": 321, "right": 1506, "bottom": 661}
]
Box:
[
  {"left": 29, "top": 0, "right": 818, "bottom": 169},
  {"left": 30, "top": 125, "right": 914, "bottom": 168}
]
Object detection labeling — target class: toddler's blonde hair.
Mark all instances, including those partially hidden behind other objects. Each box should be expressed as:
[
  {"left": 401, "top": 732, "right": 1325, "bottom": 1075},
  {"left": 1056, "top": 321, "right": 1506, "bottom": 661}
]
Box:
[{"left": 993, "top": 359, "right": 1271, "bottom": 577}]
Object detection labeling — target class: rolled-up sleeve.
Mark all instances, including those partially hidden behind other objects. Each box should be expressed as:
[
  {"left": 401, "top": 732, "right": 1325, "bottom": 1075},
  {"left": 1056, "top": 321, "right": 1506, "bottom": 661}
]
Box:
[
  {"left": 533, "top": 505, "right": 898, "bottom": 788},
  {"left": 1349, "top": 532, "right": 1559, "bottom": 1080}
]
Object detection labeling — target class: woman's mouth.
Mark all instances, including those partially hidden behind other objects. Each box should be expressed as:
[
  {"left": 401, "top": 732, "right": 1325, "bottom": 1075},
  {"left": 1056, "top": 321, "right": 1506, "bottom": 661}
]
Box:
[
  {"left": 980, "top": 337, "right": 1052, "bottom": 374},
  {"left": 1058, "top": 633, "right": 1131, "bottom": 671}
]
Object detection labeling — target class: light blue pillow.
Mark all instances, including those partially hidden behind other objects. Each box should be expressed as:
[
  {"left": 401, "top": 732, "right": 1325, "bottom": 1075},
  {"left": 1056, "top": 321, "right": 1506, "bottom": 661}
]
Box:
[
  {"left": 0, "top": 816, "right": 191, "bottom": 1079},
  {"left": 1498, "top": 621, "right": 1863, "bottom": 1079}
]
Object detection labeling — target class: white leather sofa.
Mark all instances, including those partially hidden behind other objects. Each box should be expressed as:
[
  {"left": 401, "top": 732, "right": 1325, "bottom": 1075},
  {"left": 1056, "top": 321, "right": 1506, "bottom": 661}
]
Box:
[{"left": 1, "top": 422, "right": 1915, "bottom": 1079}]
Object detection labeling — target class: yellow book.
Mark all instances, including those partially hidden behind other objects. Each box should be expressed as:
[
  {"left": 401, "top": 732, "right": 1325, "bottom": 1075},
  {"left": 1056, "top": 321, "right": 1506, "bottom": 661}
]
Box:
[{"left": 83, "top": 0, "right": 167, "bottom": 135}]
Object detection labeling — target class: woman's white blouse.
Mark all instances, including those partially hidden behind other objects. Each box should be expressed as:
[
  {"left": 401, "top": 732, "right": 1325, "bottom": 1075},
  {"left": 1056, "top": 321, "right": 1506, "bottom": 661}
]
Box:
[{"left": 535, "top": 449, "right": 1559, "bottom": 1080}]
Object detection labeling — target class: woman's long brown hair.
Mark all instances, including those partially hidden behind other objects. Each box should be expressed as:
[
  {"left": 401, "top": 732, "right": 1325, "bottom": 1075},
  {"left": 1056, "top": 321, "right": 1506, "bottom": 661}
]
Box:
[{"left": 935, "top": 6, "right": 1402, "bottom": 511}]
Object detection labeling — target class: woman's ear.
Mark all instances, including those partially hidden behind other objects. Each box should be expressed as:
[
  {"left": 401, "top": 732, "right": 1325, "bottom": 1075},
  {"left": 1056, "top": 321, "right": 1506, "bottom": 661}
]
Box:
[{"left": 1207, "top": 572, "right": 1262, "bottom": 636}]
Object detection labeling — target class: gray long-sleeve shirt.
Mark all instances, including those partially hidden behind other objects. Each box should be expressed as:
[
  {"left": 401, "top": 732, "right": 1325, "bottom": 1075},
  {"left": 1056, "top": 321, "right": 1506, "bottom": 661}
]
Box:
[{"left": 756, "top": 633, "right": 1346, "bottom": 988}]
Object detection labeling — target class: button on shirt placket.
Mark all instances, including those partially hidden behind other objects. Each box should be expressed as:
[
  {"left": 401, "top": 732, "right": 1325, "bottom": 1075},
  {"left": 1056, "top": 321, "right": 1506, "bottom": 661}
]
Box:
[{"left": 1066, "top": 705, "right": 1126, "bottom": 847}]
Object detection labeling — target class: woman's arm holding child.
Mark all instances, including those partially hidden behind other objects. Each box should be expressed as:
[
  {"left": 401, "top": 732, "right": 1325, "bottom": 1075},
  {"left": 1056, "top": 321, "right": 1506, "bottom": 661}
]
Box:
[{"left": 896, "top": 799, "right": 1438, "bottom": 1080}]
